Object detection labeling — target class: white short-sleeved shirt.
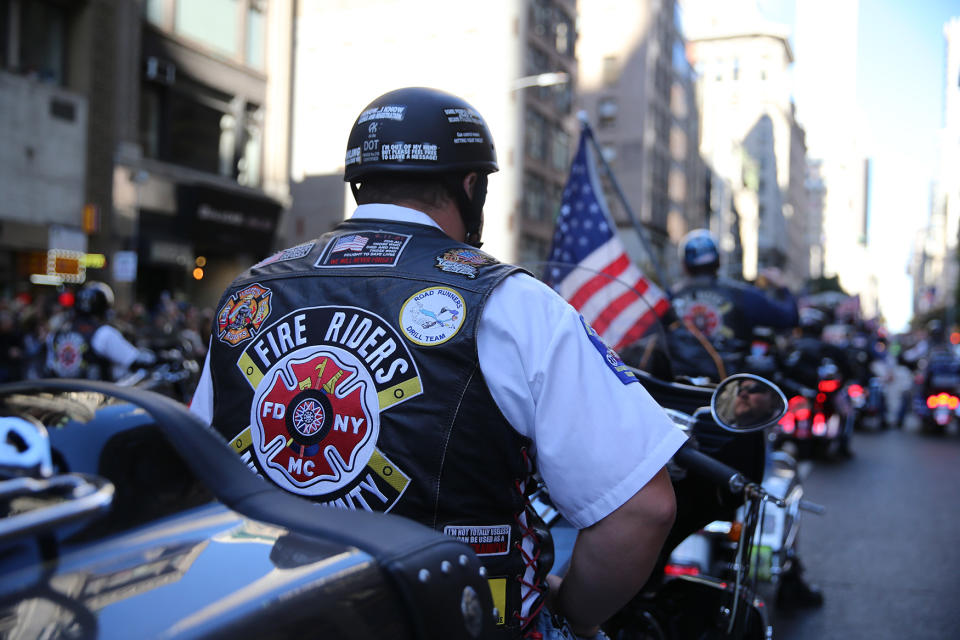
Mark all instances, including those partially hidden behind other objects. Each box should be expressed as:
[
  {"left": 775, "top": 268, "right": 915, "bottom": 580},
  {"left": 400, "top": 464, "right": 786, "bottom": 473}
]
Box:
[{"left": 191, "top": 204, "right": 687, "bottom": 529}]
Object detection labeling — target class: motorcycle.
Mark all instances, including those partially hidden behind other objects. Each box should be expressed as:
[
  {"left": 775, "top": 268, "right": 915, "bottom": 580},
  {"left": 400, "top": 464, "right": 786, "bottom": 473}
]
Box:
[
  {"left": 916, "top": 350, "right": 960, "bottom": 434},
  {"left": 524, "top": 261, "right": 822, "bottom": 639},
  {"left": 775, "top": 358, "right": 852, "bottom": 460}
]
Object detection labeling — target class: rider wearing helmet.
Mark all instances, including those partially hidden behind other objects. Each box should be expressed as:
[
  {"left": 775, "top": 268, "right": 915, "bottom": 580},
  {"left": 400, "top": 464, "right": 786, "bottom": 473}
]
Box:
[
  {"left": 45, "top": 282, "right": 154, "bottom": 381},
  {"left": 191, "top": 87, "right": 686, "bottom": 639},
  {"left": 669, "top": 229, "right": 799, "bottom": 378}
]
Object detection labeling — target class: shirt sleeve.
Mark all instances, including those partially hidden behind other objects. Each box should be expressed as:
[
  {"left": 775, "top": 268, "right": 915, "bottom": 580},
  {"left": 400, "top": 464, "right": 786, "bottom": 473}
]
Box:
[
  {"left": 91, "top": 325, "right": 142, "bottom": 368},
  {"left": 478, "top": 273, "right": 687, "bottom": 529}
]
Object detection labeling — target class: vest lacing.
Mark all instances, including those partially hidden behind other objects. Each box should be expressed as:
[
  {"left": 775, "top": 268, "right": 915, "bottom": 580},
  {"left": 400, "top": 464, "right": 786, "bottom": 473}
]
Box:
[{"left": 513, "top": 447, "right": 546, "bottom": 638}]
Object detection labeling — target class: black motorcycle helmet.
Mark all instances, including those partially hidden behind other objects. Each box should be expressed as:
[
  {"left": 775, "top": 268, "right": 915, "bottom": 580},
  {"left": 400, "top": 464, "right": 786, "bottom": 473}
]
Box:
[
  {"left": 343, "top": 87, "right": 498, "bottom": 247},
  {"left": 75, "top": 281, "right": 114, "bottom": 318},
  {"left": 679, "top": 229, "right": 720, "bottom": 274}
]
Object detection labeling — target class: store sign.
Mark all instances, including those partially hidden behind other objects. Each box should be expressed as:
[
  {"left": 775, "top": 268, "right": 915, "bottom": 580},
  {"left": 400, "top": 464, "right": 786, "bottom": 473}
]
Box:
[{"left": 114, "top": 251, "right": 138, "bottom": 283}]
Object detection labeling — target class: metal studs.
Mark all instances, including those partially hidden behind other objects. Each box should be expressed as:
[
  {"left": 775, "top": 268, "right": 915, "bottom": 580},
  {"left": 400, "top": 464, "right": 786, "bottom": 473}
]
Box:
[
  {"left": 441, "top": 560, "right": 453, "bottom": 574},
  {"left": 459, "top": 554, "right": 470, "bottom": 566},
  {"left": 418, "top": 569, "right": 431, "bottom": 583},
  {"left": 478, "top": 566, "right": 487, "bottom": 578}
]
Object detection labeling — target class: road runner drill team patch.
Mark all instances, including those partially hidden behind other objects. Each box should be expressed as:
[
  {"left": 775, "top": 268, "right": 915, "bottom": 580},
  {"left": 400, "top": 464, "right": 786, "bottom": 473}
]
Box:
[
  {"left": 315, "top": 231, "right": 411, "bottom": 268},
  {"left": 580, "top": 315, "right": 637, "bottom": 385},
  {"left": 231, "top": 306, "right": 422, "bottom": 512},
  {"left": 400, "top": 287, "right": 466, "bottom": 346},
  {"left": 217, "top": 283, "right": 273, "bottom": 346},
  {"left": 434, "top": 247, "right": 498, "bottom": 279}
]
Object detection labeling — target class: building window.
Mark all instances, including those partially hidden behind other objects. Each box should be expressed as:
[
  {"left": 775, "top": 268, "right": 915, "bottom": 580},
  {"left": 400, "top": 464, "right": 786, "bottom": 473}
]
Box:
[
  {"left": 145, "top": 0, "right": 165, "bottom": 26},
  {"left": 175, "top": 0, "right": 240, "bottom": 58},
  {"left": 551, "top": 129, "right": 570, "bottom": 172},
  {"left": 603, "top": 56, "right": 619, "bottom": 87},
  {"left": 18, "top": 0, "right": 68, "bottom": 84},
  {"left": 598, "top": 97, "right": 617, "bottom": 128},
  {"left": 246, "top": 0, "right": 265, "bottom": 70}
]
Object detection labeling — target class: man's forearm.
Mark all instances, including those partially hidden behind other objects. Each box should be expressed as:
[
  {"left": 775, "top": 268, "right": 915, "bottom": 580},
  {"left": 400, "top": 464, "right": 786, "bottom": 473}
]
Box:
[{"left": 555, "top": 467, "right": 676, "bottom": 633}]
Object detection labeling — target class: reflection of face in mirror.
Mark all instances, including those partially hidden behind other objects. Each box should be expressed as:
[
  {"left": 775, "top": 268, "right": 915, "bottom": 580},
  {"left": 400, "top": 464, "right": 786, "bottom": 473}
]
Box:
[
  {"left": 732, "top": 381, "right": 779, "bottom": 427},
  {"left": 714, "top": 376, "right": 785, "bottom": 430}
]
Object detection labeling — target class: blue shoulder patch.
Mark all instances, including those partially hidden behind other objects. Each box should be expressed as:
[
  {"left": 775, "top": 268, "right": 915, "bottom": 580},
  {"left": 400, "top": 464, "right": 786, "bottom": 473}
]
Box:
[{"left": 579, "top": 316, "right": 637, "bottom": 385}]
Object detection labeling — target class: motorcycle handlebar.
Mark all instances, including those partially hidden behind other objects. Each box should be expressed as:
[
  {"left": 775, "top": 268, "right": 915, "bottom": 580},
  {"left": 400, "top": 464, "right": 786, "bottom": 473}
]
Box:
[{"left": 672, "top": 442, "right": 746, "bottom": 494}]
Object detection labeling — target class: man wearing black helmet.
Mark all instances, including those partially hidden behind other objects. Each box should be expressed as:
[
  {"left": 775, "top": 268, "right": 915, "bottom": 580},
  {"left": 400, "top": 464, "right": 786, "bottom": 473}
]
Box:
[
  {"left": 669, "top": 229, "right": 799, "bottom": 380},
  {"left": 45, "top": 281, "right": 154, "bottom": 381},
  {"left": 190, "top": 87, "right": 686, "bottom": 640}
]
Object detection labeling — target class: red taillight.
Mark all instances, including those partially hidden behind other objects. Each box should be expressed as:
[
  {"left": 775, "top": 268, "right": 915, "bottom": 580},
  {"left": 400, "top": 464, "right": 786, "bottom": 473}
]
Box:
[
  {"left": 949, "top": 396, "right": 959, "bottom": 410},
  {"left": 664, "top": 563, "right": 700, "bottom": 577},
  {"left": 795, "top": 407, "right": 811, "bottom": 422},
  {"left": 928, "top": 395, "right": 939, "bottom": 409},
  {"left": 848, "top": 384, "right": 863, "bottom": 398},
  {"left": 819, "top": 379, "right": 841, "bottom": 393},
  {"left": 816, "top": 393, "right": 827, "bottom": 404},
  {"left": 779, "top": 412, "right": 796, "bottom": 433},
  {"left": 812, "top": 413, "right": 827, "bottom": 436},
  {"left": 930, "top": 393, "right": 960, "bottom": 409}
]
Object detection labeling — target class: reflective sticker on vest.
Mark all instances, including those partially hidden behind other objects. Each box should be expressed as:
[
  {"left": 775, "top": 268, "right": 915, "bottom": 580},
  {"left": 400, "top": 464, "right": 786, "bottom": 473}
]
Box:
[
  {"left": 580, "top": 316, "right": 637, "bottom": 385},
  {"left": 217, "top": 283, "right": 273, "bottom": 346},
  {"left": 399, "top": 286, "right": 466, "bottom": 346},
  {"left": 434, "top": 247, "right": 498, "bottom": 279},
  {"left": 51, "top": 331, "right": 87, "bottom": 377},
  {"left": 443, "top": 524, "right": 511, "bottom": 556},
  {"left": 232, "top": 306, "right": 421, "bottom": 510},
  {"left": 314, "top": 231, "right": 411, "bottom": 268}
]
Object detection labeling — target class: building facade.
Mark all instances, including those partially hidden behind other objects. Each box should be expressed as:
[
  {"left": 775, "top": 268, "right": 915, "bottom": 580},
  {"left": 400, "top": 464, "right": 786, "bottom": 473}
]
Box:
[
  {"left": 286, "top": 0, "right": 577, "bottom": 269},
  {"left": 684, "top": 0, "right": 811, "bottom": 288},
  {"left": 576, "top": 0, "right": 707, "bottom": 286},
  {"left": 0, "top": 0, "right": 294, "bottom": 309}
]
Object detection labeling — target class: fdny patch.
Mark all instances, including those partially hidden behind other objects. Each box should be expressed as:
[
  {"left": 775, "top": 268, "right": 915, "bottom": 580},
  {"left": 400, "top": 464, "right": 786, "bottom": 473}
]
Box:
[
  {"left": 253, "top": 242, "right": 315, "bottom": 269},
  {"left": 580, "top": 316, "right": 637, "bottom": 385},
  {"left": 217, "top": 283, "right": 273, "bottom": 346},
  {"left": 443, "top": 524, "right": 511, "bottom": 556},
  {"left": 231, "top": 306, "right": 422, "bottom": 511},
  {"left": 434, "top": 247, "right": 498, "bottom": 279},
  {"left": 399, "top": 287, "right": 466, "bottom": 346},
  {"left": 51, "top": 332, "right": 87, "bottom": 377},
  {"left": 675, "top": 292, "right": 733, "bottom": 339},
  {"left": 315, "top": 231, "right": 411, "bottom": 268}
]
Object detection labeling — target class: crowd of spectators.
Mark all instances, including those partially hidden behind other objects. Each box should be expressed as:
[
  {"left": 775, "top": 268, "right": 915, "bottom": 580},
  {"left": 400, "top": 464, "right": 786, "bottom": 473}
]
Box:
[{"left": 0, "top": 289, "right": 213, "bottom": 384}]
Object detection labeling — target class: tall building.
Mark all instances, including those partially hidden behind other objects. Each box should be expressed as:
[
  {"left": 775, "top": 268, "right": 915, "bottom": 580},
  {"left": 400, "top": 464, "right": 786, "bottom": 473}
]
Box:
[
  {"left": 793, "top": 0, "right": 871, "bottom": 302},
  {"left": 912, "top": 17, "right": 960, "bottom": 319},
  {"left": 683, "top": 0, "right": 810, "bottom": 287},
  {"left": 0, "top": 0, "right": 294, "bottom": 308},
  {"left": 577, "top": 0, "right": 708, "bottom": 285},
  {"left": 286, "top": 0, "right": 577, "bottom": 267}
]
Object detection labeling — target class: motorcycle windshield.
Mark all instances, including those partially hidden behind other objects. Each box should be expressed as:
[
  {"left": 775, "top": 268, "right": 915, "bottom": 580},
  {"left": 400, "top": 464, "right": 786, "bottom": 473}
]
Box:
[{"left": 517, "top": 260, "right": 680, "bottom": 380}]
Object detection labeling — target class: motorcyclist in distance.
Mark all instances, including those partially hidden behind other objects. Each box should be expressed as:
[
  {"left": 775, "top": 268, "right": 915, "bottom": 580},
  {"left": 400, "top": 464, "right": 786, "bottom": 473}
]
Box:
[
  {"left": 668, "top": 229, "right": 799, "bottom": 379},
  {"left": 45, "top": 281, "right": 155, "bottom": 381}
]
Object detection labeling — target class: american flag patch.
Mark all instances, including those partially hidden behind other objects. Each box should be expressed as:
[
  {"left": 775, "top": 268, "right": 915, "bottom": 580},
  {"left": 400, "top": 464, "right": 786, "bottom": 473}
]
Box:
[{"left": 331, "top": 234, "right": 369, "bottom": 253}]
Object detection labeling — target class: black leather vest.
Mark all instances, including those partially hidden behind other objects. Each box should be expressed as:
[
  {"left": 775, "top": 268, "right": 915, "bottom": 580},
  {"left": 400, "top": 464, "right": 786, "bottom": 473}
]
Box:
[
  {"left": 46, "top": 320, "right": 108, "bottom": 380},
  {"left": 671, "top": 276, "right": 748, "bottom": 375},
  {"left": 208, "top": 219, "right": 548, "bottom": 635}
]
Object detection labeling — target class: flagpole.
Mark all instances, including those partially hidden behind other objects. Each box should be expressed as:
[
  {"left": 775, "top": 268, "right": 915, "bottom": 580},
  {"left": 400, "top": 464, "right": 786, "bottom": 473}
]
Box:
[{"left": 577, "top": 111, "right": 671, "bottom": 293}]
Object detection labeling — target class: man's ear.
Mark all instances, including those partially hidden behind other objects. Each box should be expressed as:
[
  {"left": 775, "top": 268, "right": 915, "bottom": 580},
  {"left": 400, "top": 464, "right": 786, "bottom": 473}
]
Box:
[{"left": 462, "top": 172, "right": 478, "bottom": 200}]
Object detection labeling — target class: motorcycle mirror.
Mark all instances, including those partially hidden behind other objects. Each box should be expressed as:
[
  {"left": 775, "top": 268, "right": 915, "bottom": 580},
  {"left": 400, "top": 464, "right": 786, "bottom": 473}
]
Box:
[{"left": 710, "top": 373, "right": 788, "bottom": 433}]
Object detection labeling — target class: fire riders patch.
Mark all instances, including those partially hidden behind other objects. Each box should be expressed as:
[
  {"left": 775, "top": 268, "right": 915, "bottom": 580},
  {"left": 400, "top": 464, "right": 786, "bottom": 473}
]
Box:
[
  {"left": 315, "top": 231, "right": 411, "bottom": 268},
  {"left": 217, "top": 283, "right": 273, "bottom": 346},
  {"left": 434, "top": 247, "right": 498, "bottom": 279},
  {"left": 51, "top": 332, "right": 87, "bottom": 377},
  {"left": 230, "top": 306, "right": 422, "bottom": 512},
  {"left": 580, "top": 316, "right": 637, "bottom": 385}
]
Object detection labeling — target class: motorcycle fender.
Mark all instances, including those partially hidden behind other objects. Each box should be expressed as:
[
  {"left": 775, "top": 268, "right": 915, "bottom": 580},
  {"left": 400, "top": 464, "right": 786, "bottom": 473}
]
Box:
[{"left": 658, "top": 575, "right": 770, "bottom": 639}]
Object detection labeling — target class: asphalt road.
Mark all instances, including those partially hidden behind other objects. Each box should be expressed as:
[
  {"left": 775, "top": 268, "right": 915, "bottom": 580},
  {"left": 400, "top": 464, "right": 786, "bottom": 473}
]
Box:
[{"left": 773, "top": 419, "right": 960, "bottom": 639}]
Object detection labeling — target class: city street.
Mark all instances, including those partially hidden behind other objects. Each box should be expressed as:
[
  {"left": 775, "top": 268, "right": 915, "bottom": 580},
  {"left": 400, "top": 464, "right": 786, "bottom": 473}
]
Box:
[{"left": 774, "top": 420, "right": 960, "bottom": 639}]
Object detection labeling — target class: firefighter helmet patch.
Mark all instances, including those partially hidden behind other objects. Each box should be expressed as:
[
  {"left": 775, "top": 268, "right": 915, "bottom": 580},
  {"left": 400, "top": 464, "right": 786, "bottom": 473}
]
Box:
[{"left": 217, "top": 283, "right": 273, "bottom": 346}]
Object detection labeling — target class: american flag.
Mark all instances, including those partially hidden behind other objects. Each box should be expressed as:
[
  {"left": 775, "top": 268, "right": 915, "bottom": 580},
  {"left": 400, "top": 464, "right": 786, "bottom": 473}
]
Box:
[
  {"left": 545, "top": 130, "right": 671, "bottom": 351},
  {"left": 331, "top": 234, "right": 369, "bottom": 253}
]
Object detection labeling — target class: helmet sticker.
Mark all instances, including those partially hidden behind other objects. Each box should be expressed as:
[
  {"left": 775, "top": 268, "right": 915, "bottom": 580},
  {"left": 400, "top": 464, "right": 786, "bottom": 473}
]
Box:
[
  {"left": 315, "top": 231, "right": 411, "bottom": 268},
  {"left": 357, "top": 105, "right": 406, "bottom": 123},
  {"left": 380, "top": 142, "right": 439, "bottom": 162},
  {"left": 434, "top": 247, "right": 498, "bottom": 279},
  {"left": 444, "top": 107, "right": 484, "bottom": 125},
  {"left": 217, "top": 283, "right": 273, "bottom": 346},
  {"left": 232, "top": 305, "right": 423, "bottom": 511},
  {"left": 400, "top": 287, "right": 466, "bottom": 346},
  {"left": 579, "top": 316, "right": 637, "bottom": 385}
]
